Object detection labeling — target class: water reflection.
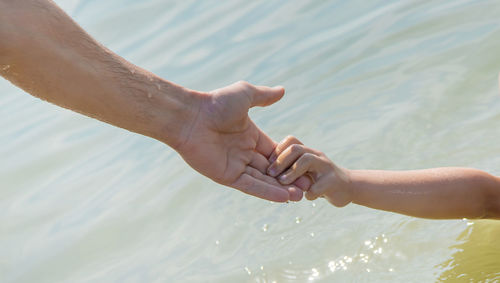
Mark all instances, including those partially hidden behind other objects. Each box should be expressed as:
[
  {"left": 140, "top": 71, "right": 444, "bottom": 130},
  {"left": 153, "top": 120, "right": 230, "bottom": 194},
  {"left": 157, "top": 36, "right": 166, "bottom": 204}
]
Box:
[
  {"left": 249, "top": 231, "right": 395, "bottom": 282},
  {"left": 438, "top": 221, "right": 500, "bottom": 281}
]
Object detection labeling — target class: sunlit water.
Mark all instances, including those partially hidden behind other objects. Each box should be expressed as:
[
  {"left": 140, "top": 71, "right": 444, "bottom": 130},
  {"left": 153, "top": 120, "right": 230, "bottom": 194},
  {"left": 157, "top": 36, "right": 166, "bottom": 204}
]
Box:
[{"left": 1, "top": 0, "right": 500, "bottom": 282}]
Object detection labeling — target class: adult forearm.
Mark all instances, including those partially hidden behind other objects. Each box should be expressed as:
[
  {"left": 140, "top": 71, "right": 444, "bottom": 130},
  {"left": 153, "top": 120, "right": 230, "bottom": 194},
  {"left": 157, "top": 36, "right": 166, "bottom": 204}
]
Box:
[
  {"left": 0, "top": 0, "right": 200, "bottom": 147},
  {"left": 348, "top": 167, "right": 500, "bottom": 219}
]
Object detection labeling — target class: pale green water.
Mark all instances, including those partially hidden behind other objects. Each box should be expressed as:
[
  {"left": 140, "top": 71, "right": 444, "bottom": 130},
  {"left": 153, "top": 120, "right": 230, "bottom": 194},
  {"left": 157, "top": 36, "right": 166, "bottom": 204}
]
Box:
[{"left": 1, "top": 0, "right": 500, "bottom": 282}]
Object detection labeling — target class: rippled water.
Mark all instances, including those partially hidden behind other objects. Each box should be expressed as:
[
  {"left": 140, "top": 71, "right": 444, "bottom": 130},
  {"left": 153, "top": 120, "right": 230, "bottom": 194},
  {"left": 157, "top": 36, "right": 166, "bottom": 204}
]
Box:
[{"left": 1, "top": 0, "right": 500, "bottom": 282}]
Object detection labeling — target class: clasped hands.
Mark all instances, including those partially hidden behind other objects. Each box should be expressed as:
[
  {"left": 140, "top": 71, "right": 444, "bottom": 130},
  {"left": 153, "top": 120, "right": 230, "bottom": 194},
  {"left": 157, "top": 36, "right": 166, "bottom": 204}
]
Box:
[{"left": 176, "top": 81, "right": 351, "bottom": 205}]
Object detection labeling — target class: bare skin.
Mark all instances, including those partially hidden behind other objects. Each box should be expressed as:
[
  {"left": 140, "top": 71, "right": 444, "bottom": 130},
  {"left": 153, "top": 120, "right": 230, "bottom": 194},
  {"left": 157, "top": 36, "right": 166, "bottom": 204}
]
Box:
[
  {"left": 0, "top": 0, "right": 306, "bottom": 202},
  {"left": 268, "top": 136, "right": 500, "bottom": 219}
]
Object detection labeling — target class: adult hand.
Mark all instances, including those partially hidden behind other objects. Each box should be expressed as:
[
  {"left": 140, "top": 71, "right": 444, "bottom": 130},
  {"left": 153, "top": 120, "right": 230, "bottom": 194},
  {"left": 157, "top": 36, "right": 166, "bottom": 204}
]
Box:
[
  {"left": 0, "top": 1, "right": 307, "bottom": 202},
  {"left": 176, "top": 81, "right": 303, "bottom": 202}
]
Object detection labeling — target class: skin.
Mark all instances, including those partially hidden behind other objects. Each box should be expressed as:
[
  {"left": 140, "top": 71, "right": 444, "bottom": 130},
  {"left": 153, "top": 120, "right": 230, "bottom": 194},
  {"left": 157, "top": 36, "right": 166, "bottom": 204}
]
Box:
[
  {"left": 268, "top": 136, "right": 500, "bottom": 219},
  {"left": 0, "top": 0, "right": 307, "bottom": 202}
]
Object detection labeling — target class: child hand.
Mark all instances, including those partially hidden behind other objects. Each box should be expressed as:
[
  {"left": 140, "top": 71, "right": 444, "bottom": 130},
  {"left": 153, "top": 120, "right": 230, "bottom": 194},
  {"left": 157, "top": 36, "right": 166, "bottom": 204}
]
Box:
[{"left": 267, "top": 136, "right": 352, "bottom": 207}]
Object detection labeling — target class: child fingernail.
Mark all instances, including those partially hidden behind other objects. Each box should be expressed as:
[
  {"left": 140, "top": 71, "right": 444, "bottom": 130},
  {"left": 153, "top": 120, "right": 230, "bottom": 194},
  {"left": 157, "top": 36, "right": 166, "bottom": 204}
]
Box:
[
  {"left": 269, "top": 155, "right": 276, "bottom": 163},
  {"left": 268, "top": 167, "right": 277, "bottom": 177},
  {"left": 279, "top": 174, "right": 287, "bottom": 182}
]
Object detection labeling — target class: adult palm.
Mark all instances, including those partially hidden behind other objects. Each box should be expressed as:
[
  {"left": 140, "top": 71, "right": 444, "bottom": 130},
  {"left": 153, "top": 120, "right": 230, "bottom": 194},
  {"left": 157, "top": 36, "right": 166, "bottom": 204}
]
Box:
[{"left": 177, "top": 81, "right": 303, "bottom": 202}]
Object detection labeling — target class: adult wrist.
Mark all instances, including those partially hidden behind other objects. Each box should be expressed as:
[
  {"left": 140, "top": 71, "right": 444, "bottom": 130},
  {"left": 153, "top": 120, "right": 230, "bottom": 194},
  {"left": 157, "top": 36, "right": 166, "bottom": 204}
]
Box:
[{"left": 151, "top": 83, "right": 206, "bottom": 150}]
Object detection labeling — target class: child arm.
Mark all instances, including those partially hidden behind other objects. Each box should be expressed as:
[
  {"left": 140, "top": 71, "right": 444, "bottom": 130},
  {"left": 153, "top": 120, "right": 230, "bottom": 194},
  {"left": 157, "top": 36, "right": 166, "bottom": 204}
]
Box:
[
  {"left": 348, "top": 168, "right": 500, "bottom": 219},
  {"left": 268, "top": 136, "right": 500, "bottom": 219}
]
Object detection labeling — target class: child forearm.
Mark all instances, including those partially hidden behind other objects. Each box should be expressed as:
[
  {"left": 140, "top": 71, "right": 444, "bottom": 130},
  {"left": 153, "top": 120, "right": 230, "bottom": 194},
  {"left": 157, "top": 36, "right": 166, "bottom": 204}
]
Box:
[
  {"left": 348, "top": 167, "right": 500, "bottom": 219},
  {"left": 269, "top": 137, "right": 500, "bottom": 219}
]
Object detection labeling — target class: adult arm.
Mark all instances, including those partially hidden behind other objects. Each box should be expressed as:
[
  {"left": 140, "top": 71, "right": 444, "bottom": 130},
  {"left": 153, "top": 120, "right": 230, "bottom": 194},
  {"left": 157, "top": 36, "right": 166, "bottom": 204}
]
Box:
[
  {"left": 0, "top": 0, "right": 303, "bottom": 202},
  {"left": 0, "top": 0, "right": 193, "bottom": 146}
]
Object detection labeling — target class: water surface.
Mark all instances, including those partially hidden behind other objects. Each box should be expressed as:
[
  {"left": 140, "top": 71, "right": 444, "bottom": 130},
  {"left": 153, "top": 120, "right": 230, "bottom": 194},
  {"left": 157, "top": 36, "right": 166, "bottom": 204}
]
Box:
[{"left": 1, "top": 0, "right": 500, "bottom": 282}]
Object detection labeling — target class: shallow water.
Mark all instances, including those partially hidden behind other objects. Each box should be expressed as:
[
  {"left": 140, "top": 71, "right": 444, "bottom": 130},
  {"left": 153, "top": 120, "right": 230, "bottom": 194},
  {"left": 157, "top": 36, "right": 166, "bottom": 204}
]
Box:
[{"left": 1, "top": 0, "right": 500, "bottom": 282}]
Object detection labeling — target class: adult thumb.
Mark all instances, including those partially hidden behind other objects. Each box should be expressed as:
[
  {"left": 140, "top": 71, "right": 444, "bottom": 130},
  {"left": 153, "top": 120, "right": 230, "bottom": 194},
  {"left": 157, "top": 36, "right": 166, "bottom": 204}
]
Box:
[{"left": 250, "top": 85, "right": 285, "bottom": 107}]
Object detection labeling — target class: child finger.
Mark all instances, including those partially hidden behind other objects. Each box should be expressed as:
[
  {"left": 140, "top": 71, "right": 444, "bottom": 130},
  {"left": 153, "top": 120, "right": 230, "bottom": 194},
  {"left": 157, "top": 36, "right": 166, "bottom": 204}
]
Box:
[
  {"left": 278, "top": 153, "right": 317, "bottom": 185},
  {"left": 268, "top": 144, "right": 316, "bottom": 177},
  {"left": 268, "top": 135, "right": 303, "bottom": 163},
  {"left": 305, "top": 178, "right": 329, "bottom": 201},
  {"left": 305, "top": 191, "right": 319, "bottom": 201},
  {"left": 293, "top": 175, "right": 313, "bottom": 191}
]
